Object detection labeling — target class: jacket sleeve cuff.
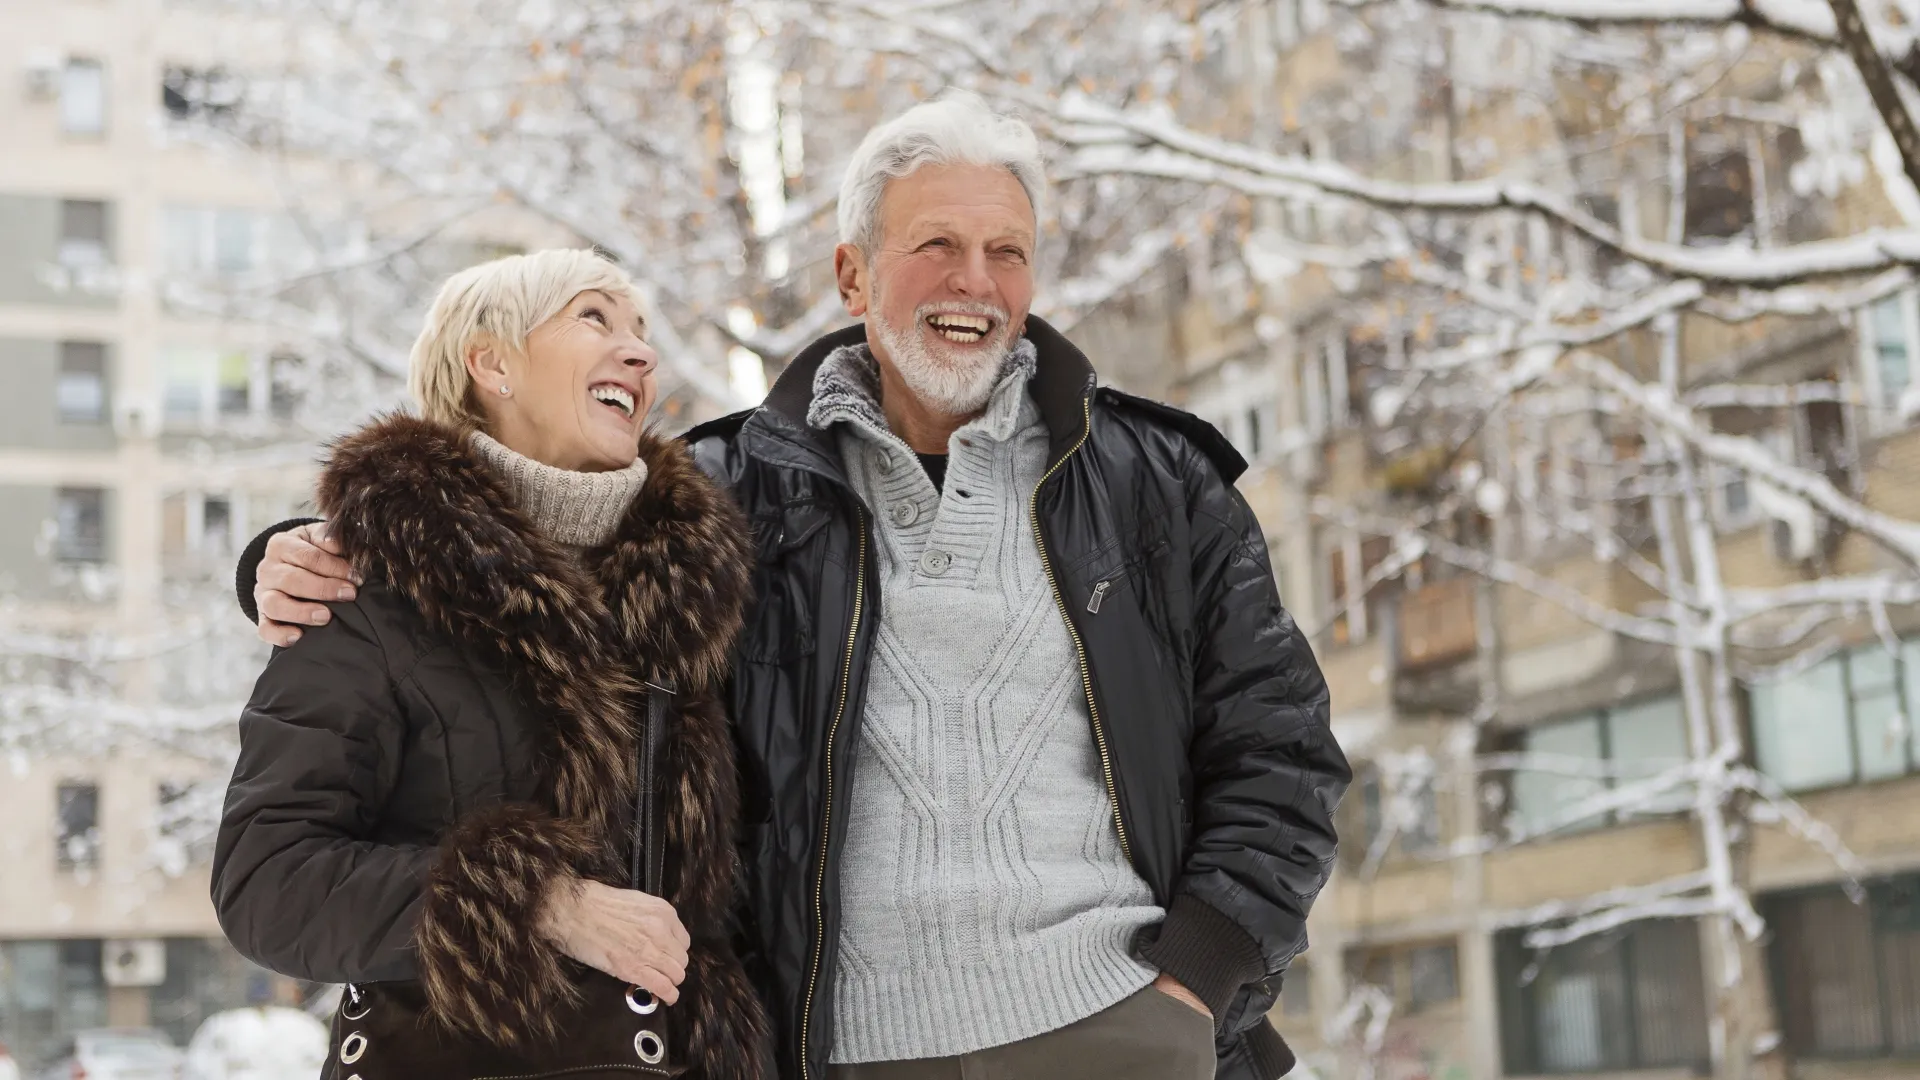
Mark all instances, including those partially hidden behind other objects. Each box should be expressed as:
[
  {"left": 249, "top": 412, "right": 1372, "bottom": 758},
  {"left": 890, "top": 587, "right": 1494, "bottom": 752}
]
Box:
[
  {"left": 236, "top": 517, "right": 323, "bottom": 624},
  {"left": 1244, "top": 1020, "right": 1298, "bottom": 1078},
  {"left": 415, "top": 802, "right": 600, "bottom": 1048},
  {"left": 1137, "top": 892, "right": 1267, "bottom": 1026}
]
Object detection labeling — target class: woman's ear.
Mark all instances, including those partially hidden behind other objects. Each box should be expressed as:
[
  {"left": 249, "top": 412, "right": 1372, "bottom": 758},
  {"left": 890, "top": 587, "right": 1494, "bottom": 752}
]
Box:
[{"left": 465, "top": 338, "right": 512, "bottom": 397}]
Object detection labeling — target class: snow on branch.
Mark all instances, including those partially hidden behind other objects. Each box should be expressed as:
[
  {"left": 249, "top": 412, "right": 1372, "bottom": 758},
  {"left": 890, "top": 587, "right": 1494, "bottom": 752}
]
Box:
[
  {"left": 1052, "top": 96, "right": 1920, "bottom": 287},
  {"left": 1731, "top": 764, "right": 1869, "bottom": 894},
  {"left": 723, "top": 293, "right": 849, "bottom": 362},
  {"left": 1724, "top": 573, "right": 1920, "bottom": 619},
  {"left": 1572, "top": 350, "right": 1920, "bottom": 567},
  {"left": 1337, "top": 0, "right": 1839, "bottom": 41},
  {"left": 1315, "top": 497, "right": 1690, "bottom": 646}
]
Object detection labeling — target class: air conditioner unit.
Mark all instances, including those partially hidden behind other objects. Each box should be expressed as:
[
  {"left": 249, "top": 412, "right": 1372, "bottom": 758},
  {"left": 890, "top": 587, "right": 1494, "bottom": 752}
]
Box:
[
  {"left": 103, "top": 939, "right": 166, "bottom": 987},
  {"left": 25, "top": 50, "right": 61, "bottom": 101}
]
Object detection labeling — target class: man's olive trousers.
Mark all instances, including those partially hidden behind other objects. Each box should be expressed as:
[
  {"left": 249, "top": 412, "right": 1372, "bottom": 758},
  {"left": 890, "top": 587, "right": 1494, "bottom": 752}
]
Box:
[{"left": 826, "top": 986, "right": 1217, "bottom": 1080}]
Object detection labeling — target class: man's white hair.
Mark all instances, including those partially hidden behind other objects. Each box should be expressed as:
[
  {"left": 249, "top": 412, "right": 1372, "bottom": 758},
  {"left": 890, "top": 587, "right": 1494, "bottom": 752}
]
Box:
[
  {"left": 408, "top": 248, "right": 644, "bottom": 431},
  {"left": 837, "top": 90, "right": 1047, "bottom": 256}
]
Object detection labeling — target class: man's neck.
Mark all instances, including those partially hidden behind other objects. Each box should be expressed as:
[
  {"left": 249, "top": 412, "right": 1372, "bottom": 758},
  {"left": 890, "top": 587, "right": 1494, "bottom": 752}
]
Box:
[{"left": 875, "top": 356, "right": 980, "bottom": 454}]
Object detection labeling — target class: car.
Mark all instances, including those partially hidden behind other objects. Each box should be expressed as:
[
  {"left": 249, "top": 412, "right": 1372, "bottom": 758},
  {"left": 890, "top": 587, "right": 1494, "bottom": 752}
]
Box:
[
  {"left": 184, "top": 1006, "right": 329, "bottom": 1080},
  {"left": 0, "top": 1038, "right": 22, "bottom": 1080},
  {"left": 32, "top": 1029, "right": 181, "bottom": 1080}
]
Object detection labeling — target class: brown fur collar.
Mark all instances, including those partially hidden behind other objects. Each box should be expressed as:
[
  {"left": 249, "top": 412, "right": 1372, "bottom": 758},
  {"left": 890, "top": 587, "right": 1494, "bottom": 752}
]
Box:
[{"left": 315, "top": 414, "right": 767, "bottom": 1075}]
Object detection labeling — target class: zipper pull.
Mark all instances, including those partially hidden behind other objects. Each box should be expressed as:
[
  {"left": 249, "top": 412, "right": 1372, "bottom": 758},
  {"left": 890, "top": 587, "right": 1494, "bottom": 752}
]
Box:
[{"left": 1087, "top": 580, "right": 1111, "bottom": 614}]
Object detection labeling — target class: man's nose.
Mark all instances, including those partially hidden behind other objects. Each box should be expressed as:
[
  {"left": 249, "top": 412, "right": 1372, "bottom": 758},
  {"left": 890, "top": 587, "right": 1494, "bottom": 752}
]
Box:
[{"left": 946, "top": 248, "right": 996, "bottom": 297}]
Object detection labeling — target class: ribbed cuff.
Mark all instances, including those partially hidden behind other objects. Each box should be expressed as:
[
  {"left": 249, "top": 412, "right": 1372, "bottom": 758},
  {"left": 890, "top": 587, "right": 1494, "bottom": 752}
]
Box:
[
  {"left": 236, "top": 517, "right": 322, "bottom": 624},
  {"left": 1136, "top": 893, "right": 1265, "bottom": 1028},
  {"left": 1244, "top": 1020, "right": 1298, "bottom": 1078}
]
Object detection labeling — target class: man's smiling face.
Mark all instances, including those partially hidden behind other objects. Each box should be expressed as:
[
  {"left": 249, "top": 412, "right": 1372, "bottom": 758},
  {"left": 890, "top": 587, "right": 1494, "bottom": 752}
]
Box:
[{"left": 838, "top": 163, "right": 1037, "bottom": 417}]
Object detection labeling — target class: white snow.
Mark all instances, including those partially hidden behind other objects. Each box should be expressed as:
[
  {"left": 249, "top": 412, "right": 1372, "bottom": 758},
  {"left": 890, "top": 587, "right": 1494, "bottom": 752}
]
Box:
[{"left": 184, "top": 1007, "right": 330, "bottom": 1080}]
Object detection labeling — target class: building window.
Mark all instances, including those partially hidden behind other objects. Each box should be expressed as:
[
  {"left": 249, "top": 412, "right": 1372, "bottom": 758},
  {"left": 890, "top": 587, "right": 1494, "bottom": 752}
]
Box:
[
  {"left": 54, "top": 488, "right": 107, "bottom": 563},
  {"left": 60, "top": 59, "right": 106, "bottom": 136},
  {"left": 1765, "top": 874, "right": 1920, "bottom": 1058},
  {"left": 57, "top": 342, "right": 108, "bottom": 423},
  {"left": 268, "top": 351, "right": 302, "bottom": 419},
  {"left": 155, "top": 782, "right": 216, "bottom": 870},
  {"left": 56, "top": 782, "right": 100, "bottom": 870},
  {"left": 163, "top": 206, "right": 275, "bottom": 278},
  {"left": 161, "top": 66, "right": 241, "bottom": 124},
  {"left": 1357, "top": 763, "right": 1441, "bottom": 864},
  {"left": 1301, "top": 332, "right": 1354, "bottom": 439},
  {"left": 1751, "top": 641, "right": 1919, "bottom": 792},
  {"left": 1346, "top": 940, "right": 1461, "bottom": 1014},
  {"left": 1506, "top": 696, "right": 1690, "bottom": 840},
  {"left": 0, "top": 939, "right": 109, "bottom": 1069},
  {"left": 162, "top": 347, "right": 257, "bottom": 426},
  {"left": 1497, "top": 920, "right": 1710, "bottom": 1074},
  {"left": 1328, "top": 533, "right": 1391, "bottom": 646},
  {"left": 59, "top": 200, "right": 111, "bottom": 267},
  {"left": 1686, "top": 138, "right": 1755, "bottom": 243},
  {"left": 1862, "top": 290, "right": 1920, "bottom": 421},
  {"left": 1279, "top": 961, "right": 1313, "bottom": 1018}
]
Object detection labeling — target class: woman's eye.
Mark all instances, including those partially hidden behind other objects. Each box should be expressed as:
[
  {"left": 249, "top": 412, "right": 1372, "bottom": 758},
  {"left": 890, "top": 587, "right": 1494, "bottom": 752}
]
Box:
[{"left": 581, "top": 308, "right": 607, "bottom": 325}]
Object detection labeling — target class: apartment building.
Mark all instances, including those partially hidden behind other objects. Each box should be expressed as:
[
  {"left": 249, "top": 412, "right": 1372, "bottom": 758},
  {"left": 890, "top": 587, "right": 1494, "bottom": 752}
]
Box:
[
  {"left": 1142, "top": 7, "right": 1920, "bottom": 1080},
  {"left": 0, "top": 0, "right": 318, "bottom": 1067}
]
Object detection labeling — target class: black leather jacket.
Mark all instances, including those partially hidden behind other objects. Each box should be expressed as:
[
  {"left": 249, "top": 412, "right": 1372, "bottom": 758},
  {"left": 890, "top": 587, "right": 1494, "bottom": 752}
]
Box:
[{"left": 687, "top": 318, "right": 1349, "bottom": 1080}]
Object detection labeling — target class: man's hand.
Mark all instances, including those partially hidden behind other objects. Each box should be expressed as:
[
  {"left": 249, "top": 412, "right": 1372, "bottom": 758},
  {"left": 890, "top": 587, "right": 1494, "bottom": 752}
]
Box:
[
  {"left": 1152, "top": 972, "right": 1212, "bottom": 1020},
  {"left": 255, "top": 523, "right": 360, "bottom": 647}
]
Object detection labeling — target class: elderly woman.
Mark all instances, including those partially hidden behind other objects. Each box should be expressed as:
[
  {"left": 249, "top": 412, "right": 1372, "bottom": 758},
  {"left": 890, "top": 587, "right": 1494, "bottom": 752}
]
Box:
[{"left": 211, "top": 249, "right": 769, "bottom": 1078}]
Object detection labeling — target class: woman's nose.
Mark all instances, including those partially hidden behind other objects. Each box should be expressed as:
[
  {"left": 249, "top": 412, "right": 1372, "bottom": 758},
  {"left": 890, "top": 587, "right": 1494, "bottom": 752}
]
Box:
[{"left": 624, "top": 343, "right": 659, "bottom": 373}]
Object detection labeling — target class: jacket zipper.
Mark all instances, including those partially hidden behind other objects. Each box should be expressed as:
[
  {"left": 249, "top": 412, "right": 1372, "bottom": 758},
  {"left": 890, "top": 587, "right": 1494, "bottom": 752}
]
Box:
[
  {"left": 800, "top": 508, "right": 867, "bottom": 1080},
  {"left": 1030, "top": 395, "right": 1133, "bottom": 867}
]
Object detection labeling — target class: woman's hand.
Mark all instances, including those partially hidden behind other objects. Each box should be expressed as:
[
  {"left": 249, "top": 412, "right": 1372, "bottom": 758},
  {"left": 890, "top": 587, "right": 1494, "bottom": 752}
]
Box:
[{"left": 537, "top": 878, "right": 691, "bottom": 1004}]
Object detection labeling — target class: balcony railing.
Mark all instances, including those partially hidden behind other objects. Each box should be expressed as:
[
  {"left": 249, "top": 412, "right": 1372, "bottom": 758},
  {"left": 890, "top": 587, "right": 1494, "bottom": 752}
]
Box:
[{"left": 1397, "top": 576, "right": 1477, "bottom": 671}]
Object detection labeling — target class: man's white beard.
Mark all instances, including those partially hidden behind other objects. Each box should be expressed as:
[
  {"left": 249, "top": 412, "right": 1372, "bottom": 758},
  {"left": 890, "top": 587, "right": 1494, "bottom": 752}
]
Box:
[{"left": 870, "top": 296, "right": 1014, "bottom": 417}]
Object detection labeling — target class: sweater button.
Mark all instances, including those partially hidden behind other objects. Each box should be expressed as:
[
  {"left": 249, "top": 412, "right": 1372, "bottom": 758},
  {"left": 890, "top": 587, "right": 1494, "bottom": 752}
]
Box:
[
  {"left": 872, "top": 450, "right": 894, "bottom": 475},
  {"left": 891, "top": 502, "right": 919, "bottom": 527},
  {"left": 919, "top": 549, "right": 951, "bottom": 576}
]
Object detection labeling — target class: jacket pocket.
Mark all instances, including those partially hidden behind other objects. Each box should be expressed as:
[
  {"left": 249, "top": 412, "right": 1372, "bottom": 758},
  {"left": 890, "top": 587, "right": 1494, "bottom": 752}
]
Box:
[{"left": 740, "top": 503, "right": 828, "bottom": 663}]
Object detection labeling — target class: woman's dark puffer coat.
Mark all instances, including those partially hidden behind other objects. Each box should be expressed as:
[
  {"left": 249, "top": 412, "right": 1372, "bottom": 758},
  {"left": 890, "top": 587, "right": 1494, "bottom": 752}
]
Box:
[{"left": 211, "top": 415, "right": 769, "bottom": 1078}]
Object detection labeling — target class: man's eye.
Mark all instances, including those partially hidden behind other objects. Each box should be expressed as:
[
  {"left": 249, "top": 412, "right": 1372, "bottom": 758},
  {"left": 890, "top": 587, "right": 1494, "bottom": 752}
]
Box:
[{"left": 921, "top": 238, "right": 952, "bottom": 250}]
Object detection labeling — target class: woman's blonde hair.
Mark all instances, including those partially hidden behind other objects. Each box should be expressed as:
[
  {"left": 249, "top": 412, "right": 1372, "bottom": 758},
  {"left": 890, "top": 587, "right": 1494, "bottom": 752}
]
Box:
[{"left": 408, "top": 248, "right": 647, "bottom": 430}]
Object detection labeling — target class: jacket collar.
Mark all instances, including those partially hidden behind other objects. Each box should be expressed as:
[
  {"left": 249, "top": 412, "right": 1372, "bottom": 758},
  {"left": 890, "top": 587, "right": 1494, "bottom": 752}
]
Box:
[{"left": 756, "top": 314, "right": 1097, "bottom": 473}]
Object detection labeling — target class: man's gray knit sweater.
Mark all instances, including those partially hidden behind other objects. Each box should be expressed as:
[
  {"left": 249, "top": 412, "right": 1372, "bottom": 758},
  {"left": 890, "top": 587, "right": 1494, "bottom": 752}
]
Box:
[{"left": 809, "top": 342, "right": 1163, "bottom": 1064}]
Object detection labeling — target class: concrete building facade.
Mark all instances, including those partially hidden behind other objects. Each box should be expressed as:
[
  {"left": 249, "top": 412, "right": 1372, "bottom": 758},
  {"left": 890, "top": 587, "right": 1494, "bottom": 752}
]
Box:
[
  {"left": 1121, "top": 8, "right": 1920, "bottom": 1080},
  {"left": 0, "top": 0, "right": 316, "bottom": 1068}
]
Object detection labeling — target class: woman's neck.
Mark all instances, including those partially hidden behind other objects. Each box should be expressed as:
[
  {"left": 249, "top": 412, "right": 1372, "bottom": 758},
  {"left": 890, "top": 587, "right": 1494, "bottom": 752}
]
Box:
[{"left": 470, "top": 431, "right": 650, "bottom": 547}]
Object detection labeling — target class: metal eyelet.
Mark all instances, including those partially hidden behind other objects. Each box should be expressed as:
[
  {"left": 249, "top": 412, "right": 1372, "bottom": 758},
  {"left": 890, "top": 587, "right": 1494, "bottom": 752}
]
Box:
[
  {"left": 340, "top": 1032, "right": 368, "bottom": 1064},
  {"left": 635, "top": 1030, "right": 665, "bottom": 1064},
  {"left": 625, "top": 985, "right": 659, "bottom": 1015},
  {"left": 341, "top": 990, "right": 371, "bottom": 1022}
]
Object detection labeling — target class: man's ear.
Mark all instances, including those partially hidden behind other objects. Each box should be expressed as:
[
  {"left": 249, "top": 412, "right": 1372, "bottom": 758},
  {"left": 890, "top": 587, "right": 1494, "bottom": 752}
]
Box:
[{"left": 834, "top": 244, "right": 869, "bottom": 317}]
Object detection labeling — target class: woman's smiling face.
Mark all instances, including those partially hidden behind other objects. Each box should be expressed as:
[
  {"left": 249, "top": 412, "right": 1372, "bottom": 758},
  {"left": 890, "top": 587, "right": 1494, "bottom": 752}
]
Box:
[{"left": 469, "top": 288, "right": 659, "bottom": 472}]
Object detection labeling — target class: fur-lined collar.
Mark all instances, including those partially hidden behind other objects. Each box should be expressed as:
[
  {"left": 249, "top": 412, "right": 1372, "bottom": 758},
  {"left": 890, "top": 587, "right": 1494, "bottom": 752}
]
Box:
[{"left": 315, "top": 414, "right": 752, "bottom": 846}]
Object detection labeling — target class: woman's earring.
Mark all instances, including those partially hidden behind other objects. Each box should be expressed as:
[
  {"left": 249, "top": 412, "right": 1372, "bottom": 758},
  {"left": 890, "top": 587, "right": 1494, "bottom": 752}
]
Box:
[{"left": 499, "top": 385, "right": 510, "bottom": 396}]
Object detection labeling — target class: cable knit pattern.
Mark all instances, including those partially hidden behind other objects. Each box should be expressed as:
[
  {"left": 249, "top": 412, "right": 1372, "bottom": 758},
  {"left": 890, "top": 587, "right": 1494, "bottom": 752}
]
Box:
[
  {"left": 810, "top": 344, "right": 1162, "bottom": 1064},
  {"left": 470, "top": 431, "right": 650, "bottom": 547}
]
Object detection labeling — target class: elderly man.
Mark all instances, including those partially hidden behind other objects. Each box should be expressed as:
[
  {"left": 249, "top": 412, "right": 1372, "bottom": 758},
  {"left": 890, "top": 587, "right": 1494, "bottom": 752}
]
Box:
[{"left": 240, "top": 93, "right": 1347, "bottom": 1080}]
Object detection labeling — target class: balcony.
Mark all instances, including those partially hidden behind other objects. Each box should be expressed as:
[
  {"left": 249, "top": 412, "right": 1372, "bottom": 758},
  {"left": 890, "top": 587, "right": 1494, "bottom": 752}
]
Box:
[{"left": 1391, "top": 577, "right": 1482, "bottom": 716}]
